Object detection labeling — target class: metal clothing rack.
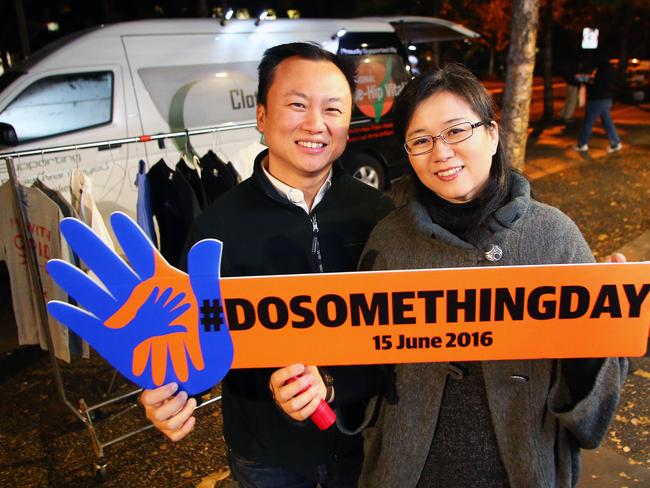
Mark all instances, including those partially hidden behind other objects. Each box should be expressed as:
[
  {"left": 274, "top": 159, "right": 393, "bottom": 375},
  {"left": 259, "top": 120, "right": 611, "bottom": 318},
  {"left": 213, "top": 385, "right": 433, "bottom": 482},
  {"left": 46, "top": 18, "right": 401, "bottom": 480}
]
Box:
[{"left": 0, "top": 120, "right": 258, "bottom": 482}]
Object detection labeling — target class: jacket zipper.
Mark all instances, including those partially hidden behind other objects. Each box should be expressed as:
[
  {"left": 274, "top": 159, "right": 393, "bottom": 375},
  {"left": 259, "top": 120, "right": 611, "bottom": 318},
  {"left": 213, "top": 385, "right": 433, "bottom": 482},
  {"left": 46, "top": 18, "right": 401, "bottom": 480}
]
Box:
[{"left": 310, "top": 214, "right": 324, "bottom": 273}]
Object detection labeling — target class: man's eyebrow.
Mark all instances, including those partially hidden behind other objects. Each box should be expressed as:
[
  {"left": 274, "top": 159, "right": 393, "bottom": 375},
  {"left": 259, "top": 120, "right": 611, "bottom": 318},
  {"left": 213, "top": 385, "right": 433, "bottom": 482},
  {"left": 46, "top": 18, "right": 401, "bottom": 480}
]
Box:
[
  {"left": 284, "top": 90, "right": 344, "bottom": 103},
  {"left": 286, "top": 90, "right": 309, "bottom": 99}
]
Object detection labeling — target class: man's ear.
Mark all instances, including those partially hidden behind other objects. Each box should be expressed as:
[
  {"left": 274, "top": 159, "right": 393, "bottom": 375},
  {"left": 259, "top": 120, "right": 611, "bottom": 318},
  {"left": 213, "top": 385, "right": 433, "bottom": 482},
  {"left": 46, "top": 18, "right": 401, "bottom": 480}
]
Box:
[
  {"left": 488, "top": 120, "right": 499, "bottom": 156},
  {"left": 256, "top": 104, "right": 266, "bottom": 133}
]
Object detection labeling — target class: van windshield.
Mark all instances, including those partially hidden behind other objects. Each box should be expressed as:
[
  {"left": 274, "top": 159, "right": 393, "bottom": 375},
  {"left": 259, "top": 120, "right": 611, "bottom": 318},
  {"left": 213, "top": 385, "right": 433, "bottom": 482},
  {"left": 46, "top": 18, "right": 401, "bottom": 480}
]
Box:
[{"left": 0, "top": 71, "right": 25, "bottom": 92}]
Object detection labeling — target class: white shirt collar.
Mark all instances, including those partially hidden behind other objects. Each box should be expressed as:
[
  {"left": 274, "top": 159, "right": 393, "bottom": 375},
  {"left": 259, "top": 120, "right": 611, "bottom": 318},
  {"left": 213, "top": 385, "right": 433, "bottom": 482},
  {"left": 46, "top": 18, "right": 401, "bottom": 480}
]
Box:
[{"left": 262, "top": 158, "right": 333, "bottom": 213}]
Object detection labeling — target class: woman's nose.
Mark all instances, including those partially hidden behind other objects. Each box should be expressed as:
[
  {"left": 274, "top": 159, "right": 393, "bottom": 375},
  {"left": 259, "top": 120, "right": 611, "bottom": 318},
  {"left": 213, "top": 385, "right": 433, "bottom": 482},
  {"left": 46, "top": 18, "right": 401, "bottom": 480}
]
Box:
[{"left": 431, "top": 138, "right": 455, "bottom": 161}]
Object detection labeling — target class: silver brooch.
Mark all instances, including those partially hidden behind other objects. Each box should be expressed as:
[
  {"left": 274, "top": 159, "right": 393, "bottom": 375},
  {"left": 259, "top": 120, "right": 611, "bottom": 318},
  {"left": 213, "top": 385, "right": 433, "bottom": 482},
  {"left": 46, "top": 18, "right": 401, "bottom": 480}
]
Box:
[{"left": 484, "top": 244, "right": 503, "bottom": 262}]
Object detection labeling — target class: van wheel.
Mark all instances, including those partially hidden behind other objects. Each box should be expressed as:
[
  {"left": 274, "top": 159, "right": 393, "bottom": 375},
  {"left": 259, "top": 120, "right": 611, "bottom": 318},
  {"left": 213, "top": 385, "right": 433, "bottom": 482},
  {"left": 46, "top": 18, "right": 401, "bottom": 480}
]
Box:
[{"left": 349, "top": 156, "right": 385, "bottom": 190}]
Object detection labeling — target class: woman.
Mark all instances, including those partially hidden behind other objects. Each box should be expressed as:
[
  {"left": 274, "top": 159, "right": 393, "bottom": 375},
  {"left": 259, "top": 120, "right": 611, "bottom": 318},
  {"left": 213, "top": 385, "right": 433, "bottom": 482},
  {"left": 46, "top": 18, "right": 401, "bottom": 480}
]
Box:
[{"left": 357, "top": 64, "right": 627, "bottom": 488}]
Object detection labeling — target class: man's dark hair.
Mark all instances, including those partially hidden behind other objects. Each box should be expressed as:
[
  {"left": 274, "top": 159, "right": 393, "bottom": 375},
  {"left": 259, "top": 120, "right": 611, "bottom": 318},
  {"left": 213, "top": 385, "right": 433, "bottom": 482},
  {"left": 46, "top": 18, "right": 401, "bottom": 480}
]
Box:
[{"left": 257, "top": 42, "right": 357, "bottom": 106}]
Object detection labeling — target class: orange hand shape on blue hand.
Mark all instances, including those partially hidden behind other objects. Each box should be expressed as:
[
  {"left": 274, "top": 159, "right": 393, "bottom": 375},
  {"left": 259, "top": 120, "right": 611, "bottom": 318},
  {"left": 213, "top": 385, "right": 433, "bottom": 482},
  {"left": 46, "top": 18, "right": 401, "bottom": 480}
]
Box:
[{"left": 46, "top": 212, "right": 234, "bottom": 395}]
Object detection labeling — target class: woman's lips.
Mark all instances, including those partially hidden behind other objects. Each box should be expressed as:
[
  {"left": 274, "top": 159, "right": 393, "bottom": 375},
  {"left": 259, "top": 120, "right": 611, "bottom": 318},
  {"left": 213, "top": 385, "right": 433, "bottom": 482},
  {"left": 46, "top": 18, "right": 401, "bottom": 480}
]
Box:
[{"left": 435, "top": 166, "right": 463, "bottom": 180}]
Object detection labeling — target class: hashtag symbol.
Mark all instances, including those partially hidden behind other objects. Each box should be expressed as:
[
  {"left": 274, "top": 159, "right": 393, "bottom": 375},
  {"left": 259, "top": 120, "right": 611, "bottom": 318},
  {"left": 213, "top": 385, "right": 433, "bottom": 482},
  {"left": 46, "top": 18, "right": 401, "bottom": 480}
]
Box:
[{"left": 199, "top": 299, "right": 224, "bottom": 332}]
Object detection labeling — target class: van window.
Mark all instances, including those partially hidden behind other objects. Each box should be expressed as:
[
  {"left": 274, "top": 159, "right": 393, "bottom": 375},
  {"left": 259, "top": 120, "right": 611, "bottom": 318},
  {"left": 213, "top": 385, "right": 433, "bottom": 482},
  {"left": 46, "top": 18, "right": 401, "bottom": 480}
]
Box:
[
  {"left": 0, "top": 71, "right": 113, "bottom": 143},
  {"left": 137, "top": 62, "right": 259, "bottom": 128},
  {"left": 352, "top": 54, "right": 409, "bottom": 123}
]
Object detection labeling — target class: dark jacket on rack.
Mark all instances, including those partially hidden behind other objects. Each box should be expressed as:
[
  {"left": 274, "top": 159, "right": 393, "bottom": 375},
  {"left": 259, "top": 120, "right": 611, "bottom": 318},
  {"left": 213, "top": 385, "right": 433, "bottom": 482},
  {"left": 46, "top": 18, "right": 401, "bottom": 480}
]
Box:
[
  {"left": 176, "top": 158, "right": 207, "bottom": 209},
  {"left": 183, "top": 149, "right": 394, "bottom": 479},
  {"left": 200, "top": 150, "right": 238, "bottom": 205},
  {"left": 147, "top": 159, "right": 202, "bottom": 266}
]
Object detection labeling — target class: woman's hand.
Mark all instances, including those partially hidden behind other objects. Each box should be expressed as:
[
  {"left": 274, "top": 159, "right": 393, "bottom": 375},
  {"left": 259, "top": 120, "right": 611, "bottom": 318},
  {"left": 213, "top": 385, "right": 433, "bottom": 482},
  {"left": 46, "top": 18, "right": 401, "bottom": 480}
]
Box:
[{"left": 606, "top": 253, "right": 626, "bottom": 263}]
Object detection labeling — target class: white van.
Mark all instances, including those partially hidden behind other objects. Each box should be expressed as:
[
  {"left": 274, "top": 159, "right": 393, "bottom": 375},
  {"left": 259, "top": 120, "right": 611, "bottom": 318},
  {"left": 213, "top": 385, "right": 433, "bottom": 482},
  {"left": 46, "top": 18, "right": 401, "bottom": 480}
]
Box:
[{"left": 0, "top": 17, "right": 477, "bottom": 217}]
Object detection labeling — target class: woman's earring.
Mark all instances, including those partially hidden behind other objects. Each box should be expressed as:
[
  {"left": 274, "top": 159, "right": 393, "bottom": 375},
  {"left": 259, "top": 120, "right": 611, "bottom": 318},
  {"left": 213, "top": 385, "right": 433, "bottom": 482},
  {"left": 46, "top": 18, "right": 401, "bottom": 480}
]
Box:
[{"left": 260, "top": 133, "right": 267, "bottom": 146}]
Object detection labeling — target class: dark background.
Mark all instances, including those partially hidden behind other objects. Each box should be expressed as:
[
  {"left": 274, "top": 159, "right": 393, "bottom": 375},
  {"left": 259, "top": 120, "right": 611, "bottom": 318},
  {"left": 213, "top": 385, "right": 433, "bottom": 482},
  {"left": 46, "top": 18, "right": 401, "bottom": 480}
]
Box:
[{"left": 1, "top": 0, "right": 648, "bottom": 79}]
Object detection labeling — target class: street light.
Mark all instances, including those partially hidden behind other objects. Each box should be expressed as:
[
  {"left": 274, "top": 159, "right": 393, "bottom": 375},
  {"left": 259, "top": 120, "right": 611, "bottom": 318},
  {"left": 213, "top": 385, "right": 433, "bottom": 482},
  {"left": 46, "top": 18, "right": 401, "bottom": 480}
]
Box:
[
  {"left": 255, "top": 10, "right": 269, "bottom": 26},
  {"left": 220, "top": 8, "right": 234, "bottom": 26},
  {"left": 331, "top": 28, "right": 346, "bottom": 40}
]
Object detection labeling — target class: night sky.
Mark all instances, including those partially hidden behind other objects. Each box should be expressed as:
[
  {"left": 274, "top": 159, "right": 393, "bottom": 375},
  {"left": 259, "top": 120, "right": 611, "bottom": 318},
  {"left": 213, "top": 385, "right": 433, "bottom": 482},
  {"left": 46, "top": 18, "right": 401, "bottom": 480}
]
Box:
[{"left": 1, "top": 1, "right": 648, "bottom": 74}]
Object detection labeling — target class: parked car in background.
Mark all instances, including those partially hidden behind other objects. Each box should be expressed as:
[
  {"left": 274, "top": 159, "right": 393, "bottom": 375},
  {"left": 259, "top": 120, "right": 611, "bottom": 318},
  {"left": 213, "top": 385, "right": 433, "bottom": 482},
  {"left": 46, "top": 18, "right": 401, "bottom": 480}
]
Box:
[{"left": 611, "top": 58, "right": 650, "bottom": 103}]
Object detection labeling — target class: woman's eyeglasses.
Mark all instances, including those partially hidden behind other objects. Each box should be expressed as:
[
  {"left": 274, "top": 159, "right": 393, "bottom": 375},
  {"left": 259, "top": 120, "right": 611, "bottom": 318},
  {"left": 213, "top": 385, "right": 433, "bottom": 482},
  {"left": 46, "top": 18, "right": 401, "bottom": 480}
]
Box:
[{"left": 404, "top": 121, "right": 485, "bottom": 156}]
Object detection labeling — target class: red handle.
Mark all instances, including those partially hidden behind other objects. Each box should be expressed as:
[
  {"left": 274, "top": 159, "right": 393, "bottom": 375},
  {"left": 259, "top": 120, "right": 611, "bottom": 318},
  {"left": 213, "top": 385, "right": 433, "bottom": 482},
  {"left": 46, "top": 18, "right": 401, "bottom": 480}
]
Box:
[{"left": 286, "top": 376, "right": 336, "bottom": 430}]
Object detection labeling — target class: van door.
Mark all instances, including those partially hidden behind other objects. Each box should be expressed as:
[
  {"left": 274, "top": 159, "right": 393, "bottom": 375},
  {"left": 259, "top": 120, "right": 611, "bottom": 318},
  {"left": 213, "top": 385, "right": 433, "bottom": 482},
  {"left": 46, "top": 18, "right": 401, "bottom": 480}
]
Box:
[
  {"left": 0, "top": 65, "right": 134, "bottom": 214},
  {"left": 121, "top": 33, "right": 263, "bottom": 179}
]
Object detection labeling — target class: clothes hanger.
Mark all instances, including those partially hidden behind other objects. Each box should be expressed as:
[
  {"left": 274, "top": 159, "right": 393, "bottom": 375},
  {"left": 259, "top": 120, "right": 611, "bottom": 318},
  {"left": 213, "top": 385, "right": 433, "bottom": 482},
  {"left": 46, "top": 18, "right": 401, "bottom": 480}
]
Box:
[{"left": 184, "top": 129, "right": 201, "bottom": 171}]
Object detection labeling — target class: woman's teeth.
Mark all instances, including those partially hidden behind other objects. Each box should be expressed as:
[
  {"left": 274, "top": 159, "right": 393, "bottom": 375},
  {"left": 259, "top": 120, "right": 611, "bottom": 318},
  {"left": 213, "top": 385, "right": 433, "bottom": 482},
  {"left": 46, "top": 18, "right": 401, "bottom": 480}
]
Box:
[{"left": 436, "top": 167, "right": 462, "bottom": 177}]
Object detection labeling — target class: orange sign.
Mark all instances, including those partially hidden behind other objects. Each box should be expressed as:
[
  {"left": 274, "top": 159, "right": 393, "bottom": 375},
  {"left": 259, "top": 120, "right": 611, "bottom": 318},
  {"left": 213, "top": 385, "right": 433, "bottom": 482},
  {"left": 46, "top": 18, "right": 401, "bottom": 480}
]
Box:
[
  {"left": 220, "top": 262, "right": 650, "bottom": 367},
  {"left": 47, "top": 213, "right": 649, "bottom": 393}
]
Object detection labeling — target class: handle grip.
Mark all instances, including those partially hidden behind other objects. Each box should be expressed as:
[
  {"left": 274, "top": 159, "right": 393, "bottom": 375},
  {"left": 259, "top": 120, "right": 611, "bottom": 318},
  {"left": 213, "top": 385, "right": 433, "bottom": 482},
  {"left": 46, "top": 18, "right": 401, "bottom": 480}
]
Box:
[{"left": 286, "top": 376, "right": 336, "bottom": 430}]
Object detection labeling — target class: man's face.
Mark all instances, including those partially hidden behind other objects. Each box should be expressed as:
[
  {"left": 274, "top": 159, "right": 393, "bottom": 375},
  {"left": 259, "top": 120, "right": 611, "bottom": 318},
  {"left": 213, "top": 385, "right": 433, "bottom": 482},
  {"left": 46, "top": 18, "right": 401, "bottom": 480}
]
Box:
[{"left": 257, "top": 57, "right": 352, "bottom": 186}]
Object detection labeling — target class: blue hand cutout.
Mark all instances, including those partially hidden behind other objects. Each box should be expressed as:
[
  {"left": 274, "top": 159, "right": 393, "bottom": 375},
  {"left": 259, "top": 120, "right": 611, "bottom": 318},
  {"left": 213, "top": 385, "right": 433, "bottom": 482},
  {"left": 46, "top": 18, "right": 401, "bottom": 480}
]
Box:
[{"left": 46, "top": 212, "right": 234, "bottom": 395}]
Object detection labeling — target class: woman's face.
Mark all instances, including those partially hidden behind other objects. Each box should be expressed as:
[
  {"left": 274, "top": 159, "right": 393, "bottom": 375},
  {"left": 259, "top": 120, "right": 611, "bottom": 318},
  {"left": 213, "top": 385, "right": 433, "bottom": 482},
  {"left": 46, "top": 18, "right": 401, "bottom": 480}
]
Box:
[{"left": 405, "top": 91, "right": 499, "bottom": 203}]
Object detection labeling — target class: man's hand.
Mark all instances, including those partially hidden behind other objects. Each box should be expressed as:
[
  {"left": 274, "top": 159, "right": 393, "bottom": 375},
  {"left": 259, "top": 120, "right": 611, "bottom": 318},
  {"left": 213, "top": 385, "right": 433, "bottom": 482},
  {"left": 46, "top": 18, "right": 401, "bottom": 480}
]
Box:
[
  {"left": 140, "top": 383, "right": 197, "bottom": 442},
  {"left": 269, "top": 364, "right": 328, "bottom": 422}
]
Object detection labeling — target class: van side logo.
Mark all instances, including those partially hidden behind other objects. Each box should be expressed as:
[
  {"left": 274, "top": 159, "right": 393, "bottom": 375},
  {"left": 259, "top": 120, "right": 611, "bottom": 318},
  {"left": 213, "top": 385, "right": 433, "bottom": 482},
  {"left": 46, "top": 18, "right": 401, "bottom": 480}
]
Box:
[
  {"left": 230, "top": 89, "right": 258, "bottom": 110},
  {"left": 354, "top": 57, "right": 406, "bottom": 122}
]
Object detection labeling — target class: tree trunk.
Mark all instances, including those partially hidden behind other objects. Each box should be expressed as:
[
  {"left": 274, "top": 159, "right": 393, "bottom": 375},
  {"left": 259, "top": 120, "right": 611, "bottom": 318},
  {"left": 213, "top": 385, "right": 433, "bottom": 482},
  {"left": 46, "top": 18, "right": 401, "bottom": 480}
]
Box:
[
  {"left": 198, "top": 0, "right": 209, "bottom": 17},
  {"left": 0, "top": 50, "right": 9, "bottom": 71},
  {"left": 14, "top": 0, "right": 30, "bottom": 60},
  {"left": 432, "top": 42, "right": 441, "bottom": 69},
  {"left": 488, "top": 48, "right": 495, "bottom": 77},
  {"left": 500, "top": 0, "right": 540, "bottom": 172},
  {"left": 542, "top": 0, "right": 554, "bottom": 121},
  {"left": 102, "top": 0, "right": 112, "bottom": 23},
  {"left": 619, "top": 3, "right": 631, "bottom": 79}
]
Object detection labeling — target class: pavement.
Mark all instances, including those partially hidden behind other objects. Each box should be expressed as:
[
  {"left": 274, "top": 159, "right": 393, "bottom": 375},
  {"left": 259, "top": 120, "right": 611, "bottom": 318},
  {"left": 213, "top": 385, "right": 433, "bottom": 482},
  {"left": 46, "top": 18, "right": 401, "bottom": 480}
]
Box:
[{"left": 0, "top": 99, "right": 648, "bottom": 488}]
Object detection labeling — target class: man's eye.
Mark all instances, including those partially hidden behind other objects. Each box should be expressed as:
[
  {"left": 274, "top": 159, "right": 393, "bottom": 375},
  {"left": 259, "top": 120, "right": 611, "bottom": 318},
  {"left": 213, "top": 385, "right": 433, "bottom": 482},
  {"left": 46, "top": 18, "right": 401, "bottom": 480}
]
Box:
[
  {"left": 327, "top": 107, "right": 343, "bottom": 114},
  {"left": 290, "top": 102, "right": 306, "bottom": 109}
]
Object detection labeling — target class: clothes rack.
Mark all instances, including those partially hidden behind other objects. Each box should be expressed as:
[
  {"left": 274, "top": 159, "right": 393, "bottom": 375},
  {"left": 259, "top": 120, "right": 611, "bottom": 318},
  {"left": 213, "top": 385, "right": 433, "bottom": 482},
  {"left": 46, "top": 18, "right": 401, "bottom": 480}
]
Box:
[{"left": 0, "top": 120, "right": 259, "bottom": 482}]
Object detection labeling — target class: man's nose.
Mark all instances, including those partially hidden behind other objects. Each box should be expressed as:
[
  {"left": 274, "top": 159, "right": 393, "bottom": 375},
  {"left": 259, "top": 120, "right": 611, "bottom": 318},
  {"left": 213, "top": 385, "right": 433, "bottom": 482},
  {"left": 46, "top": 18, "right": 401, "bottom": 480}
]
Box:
[{"left": 303, "top": 108, "right": 325, "bottom": 131}]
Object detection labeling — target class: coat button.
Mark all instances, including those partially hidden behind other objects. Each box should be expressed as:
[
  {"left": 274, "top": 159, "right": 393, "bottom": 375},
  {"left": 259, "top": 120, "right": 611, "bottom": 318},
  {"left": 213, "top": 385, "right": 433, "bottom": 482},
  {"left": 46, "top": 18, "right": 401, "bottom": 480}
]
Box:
[
  {"left": 510, "top": 374, "right": 529, "bottom": 383},
  {"left": 484, "top": 244, "right": 503, "bottom": 262}
]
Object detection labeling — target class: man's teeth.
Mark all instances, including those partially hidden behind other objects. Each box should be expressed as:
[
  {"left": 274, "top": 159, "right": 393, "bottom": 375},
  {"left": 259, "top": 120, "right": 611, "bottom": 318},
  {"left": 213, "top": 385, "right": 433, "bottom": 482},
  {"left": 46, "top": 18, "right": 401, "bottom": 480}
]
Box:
[
  {"left": 298, "top": 141, "right": 324, "bottom": 148},
  {"left": 437, "top": 167, "right": 462, "bottom": 177}
]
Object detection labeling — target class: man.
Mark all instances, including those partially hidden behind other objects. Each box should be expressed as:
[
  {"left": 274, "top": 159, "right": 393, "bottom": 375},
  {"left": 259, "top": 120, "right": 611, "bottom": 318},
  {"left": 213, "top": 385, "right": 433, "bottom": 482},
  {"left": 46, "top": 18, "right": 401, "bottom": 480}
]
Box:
[
  {"left": 573, "top": 50, "right": 623, "bottom": 153},
  {"left": 140, "top": 43, "right": 394, "bottom": 487}
]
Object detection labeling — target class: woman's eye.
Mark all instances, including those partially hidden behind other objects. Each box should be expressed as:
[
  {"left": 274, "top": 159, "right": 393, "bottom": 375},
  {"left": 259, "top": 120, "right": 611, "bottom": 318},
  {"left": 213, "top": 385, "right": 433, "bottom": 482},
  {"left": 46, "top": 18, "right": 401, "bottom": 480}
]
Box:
[
  {"left": 413, "top": 137, "right": 430, "bottom": 146},
  {"left": 447, "top": 128, "right": 465, "bottom": 136}
]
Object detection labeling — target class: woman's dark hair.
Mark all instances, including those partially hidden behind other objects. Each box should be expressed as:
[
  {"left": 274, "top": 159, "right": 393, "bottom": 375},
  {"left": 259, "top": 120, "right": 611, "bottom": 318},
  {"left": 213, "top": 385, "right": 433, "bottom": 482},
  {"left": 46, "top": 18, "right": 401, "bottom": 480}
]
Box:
[
  {"left": 257, "top": 42, "right": 357, "bottom": 106},
  {"left": 393, "top": 63, "right": 513, "bottom": 240}
]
